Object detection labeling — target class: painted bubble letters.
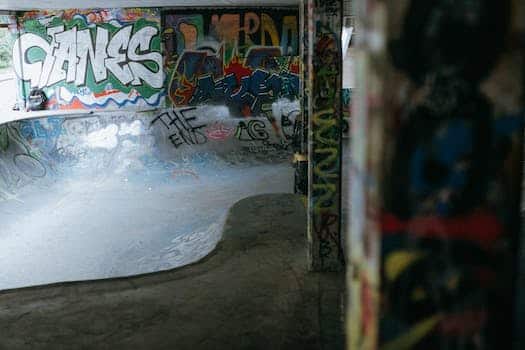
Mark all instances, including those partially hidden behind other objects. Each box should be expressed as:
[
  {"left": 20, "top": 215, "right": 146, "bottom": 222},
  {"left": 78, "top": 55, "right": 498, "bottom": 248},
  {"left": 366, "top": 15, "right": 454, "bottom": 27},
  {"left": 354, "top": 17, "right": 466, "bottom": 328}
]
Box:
[
  {"left": 12, "top": 8, "right": 164, "bottom": 110},
  {"left": 13, "top": 24, "right": 163, "bottom": 90}
]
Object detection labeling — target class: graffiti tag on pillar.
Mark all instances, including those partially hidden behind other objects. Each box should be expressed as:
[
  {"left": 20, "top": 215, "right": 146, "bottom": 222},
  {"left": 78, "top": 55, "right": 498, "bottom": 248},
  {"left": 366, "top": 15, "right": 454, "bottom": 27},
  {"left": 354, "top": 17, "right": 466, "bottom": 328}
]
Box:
[
  {"left": 308, "top": 0, "right": 343, "bottom": 271},
  {"left": 380, "top": 0, "right": 518, "bottom": 348}
]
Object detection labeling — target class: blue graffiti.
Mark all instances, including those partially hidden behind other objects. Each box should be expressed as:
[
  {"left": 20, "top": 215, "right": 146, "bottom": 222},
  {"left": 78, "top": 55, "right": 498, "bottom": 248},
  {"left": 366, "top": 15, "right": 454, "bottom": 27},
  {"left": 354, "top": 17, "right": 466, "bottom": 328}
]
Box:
[
  {"left": 410, "top": 120, "right": 474, "bottom": 215},
  {"left": 409, "top": 114, "right": 525, "bottom": 216},
  {"left": 190, "top": 70, "right": 299, "bottom": 114},
  {"left": 19, "top": 118, "right": 63, "bottom": 140}
]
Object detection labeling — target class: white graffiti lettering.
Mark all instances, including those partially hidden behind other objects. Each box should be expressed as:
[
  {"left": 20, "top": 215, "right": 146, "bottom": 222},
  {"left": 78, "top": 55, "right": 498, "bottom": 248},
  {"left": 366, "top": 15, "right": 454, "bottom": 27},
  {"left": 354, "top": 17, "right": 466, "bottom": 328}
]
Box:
[{"left": 13, "top": 24, "right": 163, "bottom": 89}]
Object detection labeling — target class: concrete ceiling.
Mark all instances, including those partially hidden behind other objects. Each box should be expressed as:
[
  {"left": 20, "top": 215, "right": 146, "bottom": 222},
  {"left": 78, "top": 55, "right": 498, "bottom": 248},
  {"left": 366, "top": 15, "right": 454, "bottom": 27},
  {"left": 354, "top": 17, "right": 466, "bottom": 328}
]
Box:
[{"left": 0, "top": 0, "right": 299, "bottom": 11}]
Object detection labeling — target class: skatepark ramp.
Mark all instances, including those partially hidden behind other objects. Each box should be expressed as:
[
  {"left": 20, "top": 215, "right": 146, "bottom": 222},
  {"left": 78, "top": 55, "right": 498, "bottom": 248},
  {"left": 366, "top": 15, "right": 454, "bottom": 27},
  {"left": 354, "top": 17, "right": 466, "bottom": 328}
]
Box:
[{"left": 0, "top": 101, "right": 299, "bottom": 290}]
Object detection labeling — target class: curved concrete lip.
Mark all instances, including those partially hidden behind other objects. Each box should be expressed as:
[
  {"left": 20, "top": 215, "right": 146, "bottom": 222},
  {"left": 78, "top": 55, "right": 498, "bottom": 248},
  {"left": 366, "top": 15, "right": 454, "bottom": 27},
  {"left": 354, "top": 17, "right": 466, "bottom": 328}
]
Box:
[{"left": 0, "top": 104, "right": 297, "bottom": 290}]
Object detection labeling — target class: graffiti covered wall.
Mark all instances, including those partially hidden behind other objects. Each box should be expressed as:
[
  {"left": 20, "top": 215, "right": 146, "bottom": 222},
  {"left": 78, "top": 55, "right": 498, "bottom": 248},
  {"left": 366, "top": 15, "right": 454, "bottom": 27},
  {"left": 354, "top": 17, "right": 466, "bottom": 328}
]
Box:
[
  {"left": 306, "top": 0, "right": 344, "bottom": 272},
  {"left": 163, "top": 8, "right": 300, "bottom": 118},
  {"left": 0, "top": 103, "right": 298, "bottom": 289},
  {"left": 12, "top": 8, "right": 165, "bottom": 110},
  {"left": 348, "top": 0, "right": 524, "bottom": 349},
  {"left": 381, "top": 0, "right": 522, "bottom": 347},
  {"left": 1, "top": 5, "right": 304, "bottom": 288}
]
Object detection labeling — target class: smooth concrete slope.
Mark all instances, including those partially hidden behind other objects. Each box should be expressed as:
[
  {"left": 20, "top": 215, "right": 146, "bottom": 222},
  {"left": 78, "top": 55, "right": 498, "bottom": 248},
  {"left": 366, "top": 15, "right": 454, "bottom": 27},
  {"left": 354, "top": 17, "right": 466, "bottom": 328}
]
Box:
[
  {"left": 0, "top": 194, "right": 345, "bottom": 350},
  {"left": 0, "top": 103, "right": 298, "bottom": 289}
]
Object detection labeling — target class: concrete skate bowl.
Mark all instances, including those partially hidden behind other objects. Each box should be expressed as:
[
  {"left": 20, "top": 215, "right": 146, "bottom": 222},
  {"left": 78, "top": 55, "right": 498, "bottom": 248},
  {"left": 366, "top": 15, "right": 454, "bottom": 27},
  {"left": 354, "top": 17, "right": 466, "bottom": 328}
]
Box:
[{"left": 0, "top": 103, "right": 299, "bottom": 290}]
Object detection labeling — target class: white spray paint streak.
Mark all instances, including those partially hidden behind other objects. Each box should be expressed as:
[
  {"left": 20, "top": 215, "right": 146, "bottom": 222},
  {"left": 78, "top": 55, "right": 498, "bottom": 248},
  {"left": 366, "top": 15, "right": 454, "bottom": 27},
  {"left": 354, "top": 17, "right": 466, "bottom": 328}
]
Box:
[{"left": 84, "top": 124, "right": 118, "bottom": 149}]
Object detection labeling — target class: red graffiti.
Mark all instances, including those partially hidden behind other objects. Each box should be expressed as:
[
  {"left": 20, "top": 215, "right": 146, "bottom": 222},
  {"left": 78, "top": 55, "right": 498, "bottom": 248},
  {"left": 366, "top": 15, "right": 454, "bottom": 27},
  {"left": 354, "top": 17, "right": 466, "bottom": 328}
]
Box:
[
  {"left": 241, "top": 105, "right": 252, "bottom": 117},
  {"left": 289, "top": 62, "right": 300, "bottom": 75},
  {"left": 93, "top": 89, "right": 120, "bottom": 98},
  {"left": 438, "top": 310, "right": 487, "bottom": 336},
  {"left": 224, "top": 56, "right": 253, "bottom": 85},
  {"left": 361, "top": 277, "right": 375, "bottom": 337},
  {"left": 381, "top": 211, "right": 503, "bottom": 249},
  {"left": 205, "top": 123, "right": 234, "bottom": 141}
]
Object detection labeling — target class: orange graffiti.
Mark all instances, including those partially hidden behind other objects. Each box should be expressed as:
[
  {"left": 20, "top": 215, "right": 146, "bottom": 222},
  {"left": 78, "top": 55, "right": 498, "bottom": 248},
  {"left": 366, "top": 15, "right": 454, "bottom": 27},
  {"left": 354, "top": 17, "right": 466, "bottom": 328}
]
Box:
[
  {"left": 179, "top": 22, "right": 198, "bottom": 50},
  {"left": 173, "top": 77, "right": 196, "bottom": 105},
  {"left": 210, "top": 14, "right": 241, "bottom": 44}
]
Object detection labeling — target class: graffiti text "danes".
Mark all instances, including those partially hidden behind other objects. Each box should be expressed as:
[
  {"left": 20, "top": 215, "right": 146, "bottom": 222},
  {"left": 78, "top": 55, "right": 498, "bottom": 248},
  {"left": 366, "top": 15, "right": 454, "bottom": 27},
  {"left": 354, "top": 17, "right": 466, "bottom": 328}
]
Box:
[{"left": 13, "top": 25, "right": 163, "bottom": 89}]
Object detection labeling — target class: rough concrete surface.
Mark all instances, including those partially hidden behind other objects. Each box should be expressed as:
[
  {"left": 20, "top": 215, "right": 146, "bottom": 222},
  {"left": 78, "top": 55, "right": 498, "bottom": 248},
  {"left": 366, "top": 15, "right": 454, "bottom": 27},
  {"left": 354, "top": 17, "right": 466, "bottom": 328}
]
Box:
[{"left": 0, "top": 194, "right": 345, "bottom": 350}]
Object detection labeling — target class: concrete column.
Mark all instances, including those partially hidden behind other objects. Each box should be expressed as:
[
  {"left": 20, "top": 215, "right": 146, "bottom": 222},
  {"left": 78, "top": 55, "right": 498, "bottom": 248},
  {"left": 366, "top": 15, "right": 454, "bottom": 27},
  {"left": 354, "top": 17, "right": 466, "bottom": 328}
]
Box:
[
  {"left": 348, "top": 0, "right": 524, "bottom": 349},
  {"left": 305, "top": 0, "right": 345, "bottom": 272},
  {"left": 347, "top": 1, "right": 386, "bottom": 349}
]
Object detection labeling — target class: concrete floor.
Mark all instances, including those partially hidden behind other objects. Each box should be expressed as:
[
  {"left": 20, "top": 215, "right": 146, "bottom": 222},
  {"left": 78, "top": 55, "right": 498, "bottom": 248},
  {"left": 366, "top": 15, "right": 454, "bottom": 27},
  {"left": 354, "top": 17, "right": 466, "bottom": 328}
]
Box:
[{"left": 0, "top": 193, "right": 345, "bottom": 349}]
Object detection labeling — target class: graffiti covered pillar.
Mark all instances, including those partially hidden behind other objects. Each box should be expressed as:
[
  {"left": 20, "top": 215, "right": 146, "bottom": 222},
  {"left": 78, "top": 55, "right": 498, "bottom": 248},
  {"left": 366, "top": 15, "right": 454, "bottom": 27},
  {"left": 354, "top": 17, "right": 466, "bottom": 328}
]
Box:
[
  {"left": 349, "top": 0, "right": 524, "bottom": 349},
  {"left": 306, "top": 0, "right": 344, "bottom": 271},
  {"left": 347, "top": 0, "right": 386, "bottom": 349}
]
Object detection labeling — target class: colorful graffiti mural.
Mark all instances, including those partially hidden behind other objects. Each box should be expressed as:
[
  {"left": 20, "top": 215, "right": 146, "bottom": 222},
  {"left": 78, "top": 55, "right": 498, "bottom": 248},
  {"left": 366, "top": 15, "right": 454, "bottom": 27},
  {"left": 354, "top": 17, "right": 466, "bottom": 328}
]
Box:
[
  {"left": 0, "top": 104, "right": 297, "bottom": 202},
  {"left": 0, "top": 103, "right": 299, "bottom": 291},
  {"left": 163, "top": 8, "right": 300, "bottom": 117},
  {"left": 147, "top": 101, "right": 299, "bottom": 161},
  {"left": 307, "top": 0, "right": 344, "bottom": 271},
  {"left": 12, "top": 8, "right": 165, "bottom": 110},
  {"left": 346, "top": 0, "right": 522, "bottom": 349}
]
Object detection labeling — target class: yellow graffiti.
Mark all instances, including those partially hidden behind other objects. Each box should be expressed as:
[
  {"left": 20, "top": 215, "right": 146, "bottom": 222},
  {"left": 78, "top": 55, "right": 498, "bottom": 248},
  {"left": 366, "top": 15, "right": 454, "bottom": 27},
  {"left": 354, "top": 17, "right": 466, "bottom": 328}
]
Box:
[
  {"left": 314, "top": 148, "right": 339, "bottom": 174},
  {"left": 313, "top": 183, "right": 337, "bottom": 214},
  {"left": 385, "top": 251, "right": 424, "bottom": 283},
  {"left": 261, "top": 13, "right": 280, "bottom": 47},
  {"left": 381, "top": 314, "right": 443, "bottom": 350},
  {"left": 312, "top": 108, "right": 339, "bottom": 215},
  {"left": 313, "top": 109, "right": 339, "bottom": 146},
  {"left": 243, "top": 12, "right": 260, "bottom": 47}
]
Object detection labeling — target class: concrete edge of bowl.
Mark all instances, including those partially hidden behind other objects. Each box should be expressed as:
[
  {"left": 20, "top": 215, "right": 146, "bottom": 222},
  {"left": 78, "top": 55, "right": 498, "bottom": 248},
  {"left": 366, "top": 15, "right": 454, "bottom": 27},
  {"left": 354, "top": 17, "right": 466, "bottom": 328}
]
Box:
[{"left": 0, "top": 192, "right": 305, "bottom": 297}]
